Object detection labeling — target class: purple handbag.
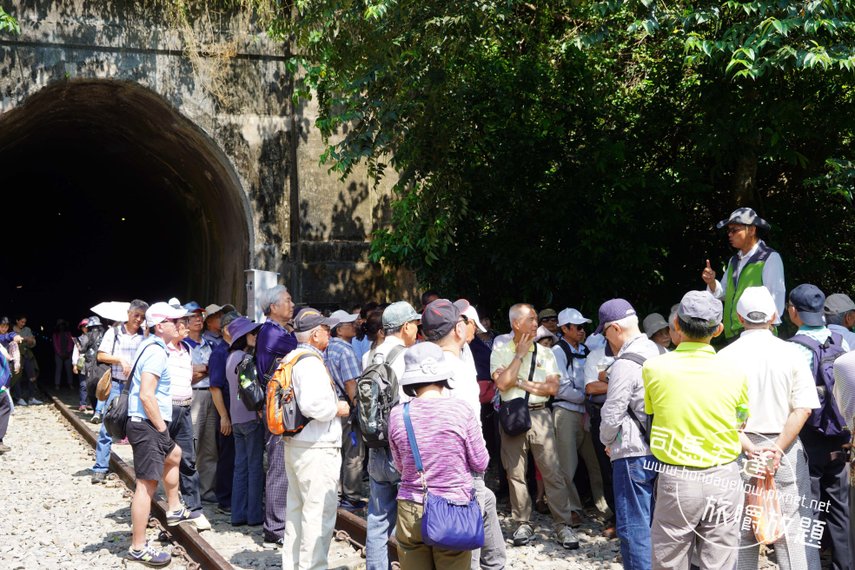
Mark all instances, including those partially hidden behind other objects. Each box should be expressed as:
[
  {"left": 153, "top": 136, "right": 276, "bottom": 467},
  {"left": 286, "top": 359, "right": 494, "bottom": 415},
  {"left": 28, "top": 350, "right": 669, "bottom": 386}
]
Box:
[{"left": 403, "top": 402, "right": 484, "bottom": 551}]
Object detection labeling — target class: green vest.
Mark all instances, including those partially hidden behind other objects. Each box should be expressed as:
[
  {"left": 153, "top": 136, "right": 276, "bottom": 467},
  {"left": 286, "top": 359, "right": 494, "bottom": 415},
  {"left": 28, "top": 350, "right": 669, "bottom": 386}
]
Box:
[{"left": 722, "top": 242, "right": 774, "bottom": 339}]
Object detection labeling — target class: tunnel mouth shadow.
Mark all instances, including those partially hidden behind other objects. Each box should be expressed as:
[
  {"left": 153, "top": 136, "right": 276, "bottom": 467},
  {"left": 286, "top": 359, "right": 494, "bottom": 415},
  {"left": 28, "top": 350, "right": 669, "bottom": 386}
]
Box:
[{"left": 0, "top": 78, "right": 250, "bottom": 326}]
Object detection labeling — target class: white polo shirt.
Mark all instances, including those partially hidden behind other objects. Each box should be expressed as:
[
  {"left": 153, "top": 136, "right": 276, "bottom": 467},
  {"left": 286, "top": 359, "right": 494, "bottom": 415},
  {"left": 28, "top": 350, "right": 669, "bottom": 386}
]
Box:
[
  {"left": 442, "top": 347, "right": 482, "bottom": 428},
  {"left": 718, "top": 328, "right": 819, "bottom": 433}
]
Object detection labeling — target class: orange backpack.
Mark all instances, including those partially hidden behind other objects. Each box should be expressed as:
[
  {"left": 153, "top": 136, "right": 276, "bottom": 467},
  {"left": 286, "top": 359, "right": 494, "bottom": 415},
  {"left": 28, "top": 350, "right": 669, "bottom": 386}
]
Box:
[{"left": 266, "top": 352, "right": 320, "bottom": 436}]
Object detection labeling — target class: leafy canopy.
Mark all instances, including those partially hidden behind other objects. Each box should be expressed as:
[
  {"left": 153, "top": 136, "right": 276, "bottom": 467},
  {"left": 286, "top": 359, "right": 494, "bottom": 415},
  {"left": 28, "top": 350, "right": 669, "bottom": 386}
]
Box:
[{"left": 274, "top": 0, "right": 855, "bottom": 317}]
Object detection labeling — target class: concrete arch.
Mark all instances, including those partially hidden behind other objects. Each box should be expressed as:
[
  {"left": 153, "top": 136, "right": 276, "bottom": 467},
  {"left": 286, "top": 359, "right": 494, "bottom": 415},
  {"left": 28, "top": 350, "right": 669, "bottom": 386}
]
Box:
[{"left": 0, "top": 79, "right": 251, "bottom": 321}]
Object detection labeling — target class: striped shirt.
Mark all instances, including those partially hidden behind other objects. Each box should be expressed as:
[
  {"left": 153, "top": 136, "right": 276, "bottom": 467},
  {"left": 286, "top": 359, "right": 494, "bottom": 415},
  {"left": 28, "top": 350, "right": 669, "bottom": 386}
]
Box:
[
  {"left": 167, "top": 341, "right": 193, "bottom": 402},
  {"left": 98, "top": 324, "right": 144, "bottom": 381},
  {"left": 324, "top": 337, "right": 362, "bottom": 398},
  {"left": 389, "top": 398, "right": 489, "bottom": 504},
  {"left": 184, "top": 336, "right": 213, "bottom": 388},
  {"left": 834, "top": 350, "right": 855, "bottom": 432}
]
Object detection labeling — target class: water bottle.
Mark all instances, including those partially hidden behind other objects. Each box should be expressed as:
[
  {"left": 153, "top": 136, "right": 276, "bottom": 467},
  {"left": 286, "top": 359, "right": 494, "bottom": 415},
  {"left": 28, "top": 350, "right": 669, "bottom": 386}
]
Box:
[{"left": 736, "top": 403, "right": 749, "bottom": 428}]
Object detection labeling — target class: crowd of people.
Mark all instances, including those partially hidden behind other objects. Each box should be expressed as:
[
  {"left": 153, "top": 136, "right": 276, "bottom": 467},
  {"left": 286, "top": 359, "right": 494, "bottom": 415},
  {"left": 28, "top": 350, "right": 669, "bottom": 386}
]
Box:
[{"left": 1, "top": 205, "right": 855, "bottom": 570}]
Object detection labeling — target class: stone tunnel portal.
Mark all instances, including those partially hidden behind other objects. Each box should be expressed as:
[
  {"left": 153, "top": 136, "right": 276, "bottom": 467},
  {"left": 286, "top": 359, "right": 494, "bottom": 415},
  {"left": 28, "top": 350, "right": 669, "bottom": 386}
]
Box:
[{"left": 0, "top": 79, "right": 252, "bottom": 329}]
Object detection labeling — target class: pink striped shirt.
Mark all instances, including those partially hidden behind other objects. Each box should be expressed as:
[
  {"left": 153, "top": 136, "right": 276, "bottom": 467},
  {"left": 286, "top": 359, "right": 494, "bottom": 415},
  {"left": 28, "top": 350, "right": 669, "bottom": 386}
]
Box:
[
  {"left": 166, "top": 341, "right": 193, "bottom": 402},
  {"left": 389, "top": 397, "right": 488, "bottom": 504}
]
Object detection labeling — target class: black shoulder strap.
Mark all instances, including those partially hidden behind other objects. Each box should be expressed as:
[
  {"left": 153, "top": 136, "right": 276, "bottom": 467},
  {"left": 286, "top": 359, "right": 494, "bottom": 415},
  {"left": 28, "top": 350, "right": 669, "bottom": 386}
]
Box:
[
  {"left": 615, "top": 350, "right": 650, "bottom": 440},
  {"left": 123, "top": 342, "right": 164, "bottom": 395},
  {"left": 617, "top": 352, "right": 648, "bottom": 367},
  {"left": 386, "top": 345, "right": 406, "bottom": 365},
  {"left": 557, "top": 339, "right": 589, "bottom": 371},
  {"left": 627, "top": 406, "right": 649, "bottom": 440},
  {"left": 528, "top": 343, "right": 537, "bottom": 382},
  {"left": 557, "top": 340, "right": 574, "bottom": 371},
  {"left": 521, "top": 344, "right": 537, "bottom": 404}
]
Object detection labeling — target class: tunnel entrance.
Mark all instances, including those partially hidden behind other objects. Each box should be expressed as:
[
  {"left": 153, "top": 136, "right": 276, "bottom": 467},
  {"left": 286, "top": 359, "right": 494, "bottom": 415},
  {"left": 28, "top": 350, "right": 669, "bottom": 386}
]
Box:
[{"left": 0, "top": 79, "right": 251, "bottom": 335}]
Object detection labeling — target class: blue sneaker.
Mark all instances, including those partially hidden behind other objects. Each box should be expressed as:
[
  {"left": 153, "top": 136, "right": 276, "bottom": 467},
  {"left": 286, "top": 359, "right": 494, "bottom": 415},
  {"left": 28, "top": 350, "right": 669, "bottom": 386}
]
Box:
[
  {"left": 339, "top": 498, "right": 366, "bottom": 512},
  {"left": 165, "top": 505, "right": 192, "bottom": 526},
  {"left": 127, "top": 542, "right": 171, "bottom": 567}
]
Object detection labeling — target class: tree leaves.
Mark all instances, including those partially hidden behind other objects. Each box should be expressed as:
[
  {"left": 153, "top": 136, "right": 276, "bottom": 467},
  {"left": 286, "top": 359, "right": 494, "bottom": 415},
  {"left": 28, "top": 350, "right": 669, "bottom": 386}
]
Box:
[
  {"left": 272, "top": 0, "right": 855, "bottom": 314},
  {"left": 0, "top": 7, "right": 19, "bottom": 35}
]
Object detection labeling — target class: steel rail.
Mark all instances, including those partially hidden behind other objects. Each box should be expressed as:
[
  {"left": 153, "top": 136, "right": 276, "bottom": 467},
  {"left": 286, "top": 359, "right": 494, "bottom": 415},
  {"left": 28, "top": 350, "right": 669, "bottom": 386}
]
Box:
[
  {"left": 50, "top": 393, "right": 236, "bottom": 570},
  {"left": 49, "top": 393, "right": 399, "bottom": 566}
]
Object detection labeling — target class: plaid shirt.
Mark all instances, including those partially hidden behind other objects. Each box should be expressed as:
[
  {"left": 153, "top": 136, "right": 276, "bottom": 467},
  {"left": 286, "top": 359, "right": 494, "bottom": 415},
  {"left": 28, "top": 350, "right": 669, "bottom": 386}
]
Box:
[
  {"left": 324, "top": 337, "right": 362, "bottom": 399},
  {"left": 98, "top": 324, "right": 144, "bottom": 381}
]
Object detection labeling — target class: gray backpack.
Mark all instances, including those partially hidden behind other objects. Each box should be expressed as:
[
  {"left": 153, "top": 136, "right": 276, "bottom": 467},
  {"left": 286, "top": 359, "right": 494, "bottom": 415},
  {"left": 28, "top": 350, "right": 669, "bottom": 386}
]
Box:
[{"left": 356, "top": 346, "right": 405, "bottom": 448}]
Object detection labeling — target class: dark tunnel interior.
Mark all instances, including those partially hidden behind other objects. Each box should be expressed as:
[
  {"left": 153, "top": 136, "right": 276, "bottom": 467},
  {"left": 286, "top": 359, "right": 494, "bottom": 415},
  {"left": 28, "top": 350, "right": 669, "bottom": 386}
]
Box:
[{"left": 0, "top": 79, "right": 249, "bottom": 361}]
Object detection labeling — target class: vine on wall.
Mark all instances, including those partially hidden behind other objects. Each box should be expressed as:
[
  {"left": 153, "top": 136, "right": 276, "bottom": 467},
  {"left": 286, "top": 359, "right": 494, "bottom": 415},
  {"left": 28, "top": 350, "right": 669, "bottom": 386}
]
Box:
[{"left": 149, "top": 0, "right": 286, "bottom": 105}]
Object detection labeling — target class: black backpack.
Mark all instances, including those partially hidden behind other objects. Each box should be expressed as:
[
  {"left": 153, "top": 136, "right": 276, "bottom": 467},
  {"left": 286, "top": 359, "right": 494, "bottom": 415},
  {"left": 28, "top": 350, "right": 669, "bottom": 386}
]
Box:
[
  {"left": 555, "top": 339, "right": 590, "bottom": 372},
  {"left": 356, "top": 346, "right": 405, "bottom": 448},
  {"left": 789, "top": 332, "right": 848, "bottom": 437},
  {"left": 235, "top": 351, "right": 266, "bottom": 412}
]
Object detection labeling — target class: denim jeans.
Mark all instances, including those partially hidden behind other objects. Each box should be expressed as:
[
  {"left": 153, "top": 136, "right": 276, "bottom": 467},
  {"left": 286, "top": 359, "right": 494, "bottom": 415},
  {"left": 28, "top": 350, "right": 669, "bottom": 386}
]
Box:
[
  {"left": 366, "top": 447, "right": 400, "bottom": 570},
  {"left": 92, "top": 380, "right": 122, "bottom": 473},
  {"left": 232, "top": 420, "right": 264, "bottom": 525},
  {"left": 612, "top": 455, "right": 657, "bottom": 570},
  {"left": 77, "top": 373, "right": 87, "bottom": 407},
  {"left": 168, "top": 404, "right": 202, "bottom": 512}
]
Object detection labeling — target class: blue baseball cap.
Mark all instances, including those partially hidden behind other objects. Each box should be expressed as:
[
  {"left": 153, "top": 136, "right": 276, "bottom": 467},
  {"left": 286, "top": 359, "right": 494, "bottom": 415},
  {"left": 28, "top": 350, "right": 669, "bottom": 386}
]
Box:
[
  {"left": 789, "top": 284, "right": 826, "bottom": 326},
  {"left": 594, "top": 299, "right": 637, "bottom": 334}
]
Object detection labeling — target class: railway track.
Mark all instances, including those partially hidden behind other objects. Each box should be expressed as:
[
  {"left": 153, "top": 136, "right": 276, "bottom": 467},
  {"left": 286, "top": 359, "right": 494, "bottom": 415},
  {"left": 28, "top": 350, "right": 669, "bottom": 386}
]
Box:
[{"left": 48, "top": 391, "right": 399, "bottom": 569}]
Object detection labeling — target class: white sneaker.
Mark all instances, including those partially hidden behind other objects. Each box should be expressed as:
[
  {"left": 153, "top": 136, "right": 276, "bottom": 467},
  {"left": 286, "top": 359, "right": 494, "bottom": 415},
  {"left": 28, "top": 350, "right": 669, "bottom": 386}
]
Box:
[
  {"left": 28, "top": 397, "right": 43, "bottom": 405},
  {"left": 191, "top": 513, "right": 212, "bottom": 531},
  {"left": 15, "top": 399, "right": 27, "bottom": 406}
]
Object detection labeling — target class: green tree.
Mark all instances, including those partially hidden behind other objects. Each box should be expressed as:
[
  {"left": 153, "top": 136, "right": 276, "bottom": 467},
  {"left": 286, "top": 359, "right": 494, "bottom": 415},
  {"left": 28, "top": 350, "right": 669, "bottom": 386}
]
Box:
[
  {"left": 277, "top": 0, "right": 855, "bottom": 318},
  {"left": 0, "top": 6, "right": 18, "bottom": 34}
]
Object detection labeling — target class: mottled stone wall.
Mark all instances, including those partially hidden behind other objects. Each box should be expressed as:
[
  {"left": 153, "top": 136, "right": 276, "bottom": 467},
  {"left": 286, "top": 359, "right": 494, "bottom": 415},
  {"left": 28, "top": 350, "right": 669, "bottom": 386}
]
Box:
[{"left": 0, "top": 0, "right": 413, "bottom": 307}]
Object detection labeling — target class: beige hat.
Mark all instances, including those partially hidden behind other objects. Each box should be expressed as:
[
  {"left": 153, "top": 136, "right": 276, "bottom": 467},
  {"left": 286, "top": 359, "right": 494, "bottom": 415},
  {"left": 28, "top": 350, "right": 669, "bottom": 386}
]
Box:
[{"left": 205, "top": 303, "right": 236, "bottom": 317}]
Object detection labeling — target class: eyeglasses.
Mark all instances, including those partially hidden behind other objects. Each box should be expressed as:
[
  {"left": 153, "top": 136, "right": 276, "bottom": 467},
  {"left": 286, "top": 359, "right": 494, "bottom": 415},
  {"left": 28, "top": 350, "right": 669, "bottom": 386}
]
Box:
[
  {"left": 726, "top": 225, "right": 747, "bottom": 235},
  {"left": 541, "top": 317, "right": 558, "bottom": 323}
]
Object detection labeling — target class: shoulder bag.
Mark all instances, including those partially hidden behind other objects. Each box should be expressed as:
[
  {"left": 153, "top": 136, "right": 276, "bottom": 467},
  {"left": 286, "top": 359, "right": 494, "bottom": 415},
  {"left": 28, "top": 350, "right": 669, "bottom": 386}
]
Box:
[
  {"left": 403, "top": 402, "right": 484, "bottom": 551},
  {"left": 497, "top": 344, "right": 537, "bottom": 436},
  {"left": 95, "top": 327, "right": 120, "bottom": 401},
  {"left": 103, "top": 343, "right": 161, "bottom": 441}
]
